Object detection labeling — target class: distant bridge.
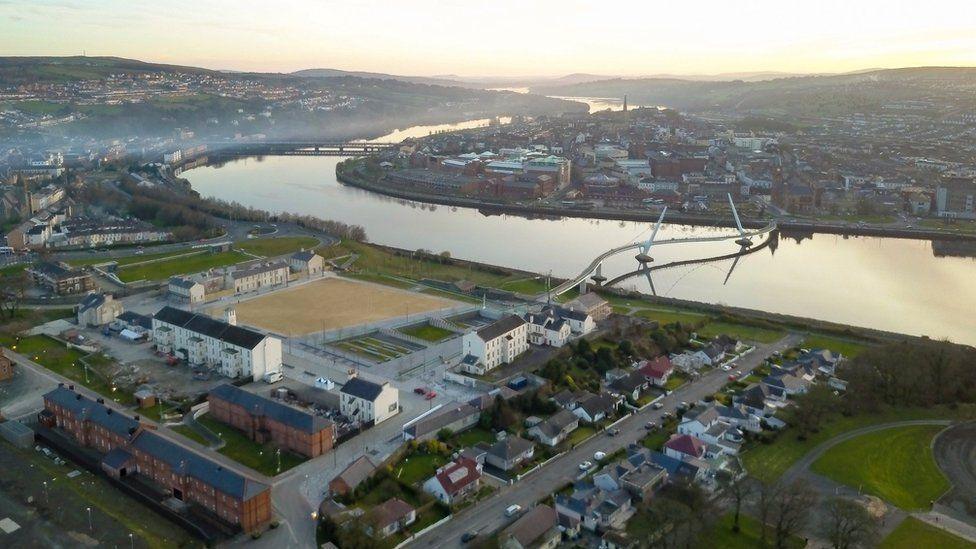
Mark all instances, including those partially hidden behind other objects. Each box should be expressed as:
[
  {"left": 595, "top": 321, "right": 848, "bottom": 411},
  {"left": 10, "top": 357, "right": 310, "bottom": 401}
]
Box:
[{"left": 206, "top": 141, "right": 398, "bottom": 157}]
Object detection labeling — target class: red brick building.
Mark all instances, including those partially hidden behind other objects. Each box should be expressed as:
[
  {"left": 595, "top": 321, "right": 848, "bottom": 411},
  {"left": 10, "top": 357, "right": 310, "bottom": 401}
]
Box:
[
  {"left": 41, "top": 385, "right": 272, "bottom": 533},
  {"left": 0, "top": 350, "right": 14, "bottom": 381},
  {"left": 208, "top": 384, "right": 334, "bottom": 458}
]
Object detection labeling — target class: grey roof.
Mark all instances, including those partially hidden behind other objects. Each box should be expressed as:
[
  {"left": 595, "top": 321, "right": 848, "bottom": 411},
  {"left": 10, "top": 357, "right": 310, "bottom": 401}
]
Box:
[
  {"left": 168, "top": 276, "right": 200, "bottom": 289},
  {"left": 232, "top": 261, "right": 288, "bottom": 280},
  {"left": 332, "top": 455, "right": 376, "bottom": 491},
  {"left": 565, "top": 292, "right": 607, "bottom": 311},
  {"left": 475, "top": 314, "right": 526, "bottom": 341},
  {"left": 209, "top": 384, "right": 332, "bottom": 434},
  {"left": 291, "top": 250, "right": 317, "bottom": 262},
  {"left": 340, "top": 377, "right": 386, "bottom": 401},
  {"left": 683, "top": 404, "right": 720, "bottom": 425},
  {"left": 609, "top": 371, "right": 646, "bottom": 393},
  {"left": 405, "top": 402, "right": 479, "bottom": 438},
  {"left": 488, "top": 435, "right": 534, "bottom": 460},
  {"left": 101, "top": 447, "right": 134, "bottom": 469},
  {"left": 552, "top": 305, "right": 589, "bottom": 322},
  {"left": 77, "top": 293, "right": 106, "bottom": 314},
  {"left": 129, "top": 430, "right": 268, "bottom": 501},
  {"left": 577, "top": 393, "right": 615, "bottom": 418},
  {"left": 532, "top": 409, "right": 578, "bottom": 439},
  {"left": 117, "top": 311, "right": 151, "bottom": 330},
  {"left": 153, "top": 306, "right": 267, "bottom": 350},
  {"left": 44, "top": 386, "right": 140, "bottom": 438}
]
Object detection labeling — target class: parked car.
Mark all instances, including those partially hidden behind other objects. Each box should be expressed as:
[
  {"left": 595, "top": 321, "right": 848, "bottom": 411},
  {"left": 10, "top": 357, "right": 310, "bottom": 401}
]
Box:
[
  {"left": 461, "top": 532, "right": 478, "bottom": 543},
  {"left": 607, "top": 427, "right": 620, "bottom": 437},
  {"left": 425, "top": 391, "right": 437, "bottom": 400},
  {"left": 645, "top": 421, "right": 657, "bottom": 430},
  {"left": 593, "top": 451, "right": 607, "bottom": 461},
  {"left": 505, "top": 504, "right": 522, "bottom": 517},
  {"left": 652, "top": 402, "right": 664, "bottom": 410},
  {"left": 728, "top": 374, "right": 738, "bottom": 381},
  {"left": 264, "top": 371, "right": 284, "bottom": 384},
  {"left": 414, "top": 387, "right": 427, "bottom": 394},
  {"left": 578, "top": 460, "right": 593, "bottom": 471}
]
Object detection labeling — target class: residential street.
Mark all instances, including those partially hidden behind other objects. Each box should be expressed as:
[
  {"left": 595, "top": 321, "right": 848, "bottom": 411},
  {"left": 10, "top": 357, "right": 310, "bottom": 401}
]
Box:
[{"left": 407, "top": 334, "right": 802, "bottom": 547}]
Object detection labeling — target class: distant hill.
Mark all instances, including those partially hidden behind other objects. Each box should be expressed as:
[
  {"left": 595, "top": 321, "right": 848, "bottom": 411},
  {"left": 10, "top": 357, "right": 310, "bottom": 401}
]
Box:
[
  {"left": 530, "top": 67, "right": 976, "bottom": 117},
  {"left": 0, "top": 56, "right": 226, "bottom": 84},
  {"left": 291, "top": 68, "right": 484, "bottom": 88}
]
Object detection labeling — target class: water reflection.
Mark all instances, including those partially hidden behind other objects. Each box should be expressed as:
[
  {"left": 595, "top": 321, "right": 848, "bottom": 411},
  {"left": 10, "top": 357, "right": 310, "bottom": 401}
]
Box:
[{"left": 185, "top": 153, "right": 976, "bottom": 344}]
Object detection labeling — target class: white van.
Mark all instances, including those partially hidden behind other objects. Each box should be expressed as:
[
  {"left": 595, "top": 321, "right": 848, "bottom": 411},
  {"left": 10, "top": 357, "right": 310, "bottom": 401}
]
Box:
[
  {"left": 263, "top": 371, "right": 284, "bottom": 384},
  {"left": 505, "top": 504, "right": 522, "bottom": 517}
]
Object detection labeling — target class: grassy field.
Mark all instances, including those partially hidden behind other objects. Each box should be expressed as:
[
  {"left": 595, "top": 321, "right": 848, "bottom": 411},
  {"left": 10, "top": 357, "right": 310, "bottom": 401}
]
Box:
[
  {"left": 236, "top": 236, "right": 319, "bottom": 257},
  {"left": 452, "top": 427, "right": 495, "bottom": 448},
  {"left": 68, "top": 248, "right": 203, "bottom": 268},
  {"left": 0, "top": 334, "right": 133, "bottom": 404},
  {"left": 880, "top": 517, "right": 974, "bottom": 549},
  {"left": 395, "top": 452, "right": 448, "bottom": 486},
  {"left": 743, "top": 406, "right": 973, "bottom": 483},
  {"left": 701, "top": 513, "right": 805, "bottom": 549},
  {"left": 171, "top": 425, "right": 210, "bottom": 446},
  {"left": 801, "top": 333, "right": 872, "bottom": 358},
  {"left": 117, "top": 250, "right": 248, "bottom": 282},
  {"left": 698, "top": 321, "right": 785, "bottom": 344},
  {"left": 499, "top": 277, "right": 551, "bottom": 296},
  {"left": 811, "top": 424, "right": 949, "bottom": 510},
  {"left": 633, "top": 306, "right": 711, "bottom": 326},
  {"left": 399, "top": 323, "right": 456, "bottom": 342},
  {"left": 227, "top": 277, "right": 455, "bottom": 335},
  {"left": 197, "top": 415, "right": 305, "bottom": 476}
]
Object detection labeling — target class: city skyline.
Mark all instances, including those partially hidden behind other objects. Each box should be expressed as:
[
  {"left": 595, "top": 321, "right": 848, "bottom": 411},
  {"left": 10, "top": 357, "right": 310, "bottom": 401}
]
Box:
[{"left": 3, "top": 0, "right": 976, "bottom": 77}]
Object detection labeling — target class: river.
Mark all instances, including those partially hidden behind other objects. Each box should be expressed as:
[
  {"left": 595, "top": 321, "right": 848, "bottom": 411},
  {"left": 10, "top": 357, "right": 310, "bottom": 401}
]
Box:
[{"left": 186, "top": 150, "right": 976, "bottom": 345}]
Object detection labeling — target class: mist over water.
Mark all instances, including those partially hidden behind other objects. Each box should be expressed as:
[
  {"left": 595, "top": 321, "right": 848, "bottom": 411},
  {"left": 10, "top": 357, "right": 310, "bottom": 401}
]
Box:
[{"left": 186, "top": 153, "right": 976, "bottom": 345}]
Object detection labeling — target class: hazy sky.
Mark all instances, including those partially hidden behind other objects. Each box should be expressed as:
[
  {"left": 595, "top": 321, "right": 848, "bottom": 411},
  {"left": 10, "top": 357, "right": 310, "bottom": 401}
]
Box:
[{"left": 3, "top": 0, "right": 976, "bottom": 77}]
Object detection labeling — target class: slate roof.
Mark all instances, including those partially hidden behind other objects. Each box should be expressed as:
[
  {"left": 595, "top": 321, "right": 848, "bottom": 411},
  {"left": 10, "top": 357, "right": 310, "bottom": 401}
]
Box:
[
  {"left": 501, "top": 504, "right": 558, "bottom": 548},
  {"left": 532, "top": 409, "right": 578, "bottom": 439},
  {"left": 475, "top": 315, "right": 526, "bottom": 341},
  {"left": 291, "top": 250, "right": 317, "bottom": 262},
  {"left": 209, "top": 384, "right": 332, "bottom": 434},
  {"left": 647, "top": 450, "right": 701, "bottom": 480},
  {"left": 332, "top": 455, "right": 376, "bottom": 492},
  {"left": 487, "top": 435, "right": 534, "bottom": 460},
  {"left": 44, "top": 386, "right": 140, "bottom": 438},
  {"left": 129, "top": 430, "right": 268, "bottom": 501},
  {"left": 609, "top": 371, "right": 646, "bottom": 394},
  {"left": 404, "top": 402, "right": 479, "bottom": 439},
  {"left": 77, "top": 292, "right": 106, "bottom": 314},
  {"left": 117, "top": 311, "right": 152, "bottom": 330},
  {"left": 101, "top": 447, "right": 134, "bottom": 469},
  {"left": 153, "top": 306, "right": 266, "bottom": 349},
  {"left": 168, "top": 276, "right": 200, "bottom": 289},
  {"left": 565, "top": 292, "right": 608, "bottom": 311},
  {"left": 231, "top": 261, "right": 288, "bottom": 280},
  {"left": 340, "top": 377, "right": 386, "bottom": 401},
  {"left": 370, "top": 498, "right": 414, "bottom": 529},
  {"left": 576, "top": 392, "right": 616, "bottom": 418}
]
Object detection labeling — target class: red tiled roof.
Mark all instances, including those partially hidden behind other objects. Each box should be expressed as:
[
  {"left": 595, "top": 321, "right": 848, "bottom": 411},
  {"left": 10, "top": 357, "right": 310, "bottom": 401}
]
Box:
[
  {"left": 371, "top": 498, "right": 415, "bottom": 528},
  {"left": 664, "top": 434, "right": 705, "bottom": 458},
  {"left": 638, "top": 355, "right": 673, "bottom": 380},
  {"left": 434, "top": 457, "right": 481, "bottom": 495}
]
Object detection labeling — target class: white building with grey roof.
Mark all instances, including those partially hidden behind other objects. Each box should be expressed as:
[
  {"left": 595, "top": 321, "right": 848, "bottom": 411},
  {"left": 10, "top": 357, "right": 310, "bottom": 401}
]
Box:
[
  {"left": 460, "top": 314, "right": 528, "bottom": 375},
  {"left": 339, "top": 375, "right": 400, "bottom": 425},
  {"left": 151, "top": 306, "right": 281, "bottom": 381}
]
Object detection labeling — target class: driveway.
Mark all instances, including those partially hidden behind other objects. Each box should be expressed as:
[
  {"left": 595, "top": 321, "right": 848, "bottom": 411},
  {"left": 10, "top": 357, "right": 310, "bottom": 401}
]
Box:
[{"left": 933, "top": 421, "right": 976, "bottom": 523}]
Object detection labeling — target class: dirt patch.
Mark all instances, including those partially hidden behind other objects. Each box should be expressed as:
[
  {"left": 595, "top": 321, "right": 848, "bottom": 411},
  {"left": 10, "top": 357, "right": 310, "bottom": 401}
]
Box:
[
  {"left": 933, "top": 421, "right": 976, "bottom": 521},
  {"left": 218, "top": 277, "right": 458, "bottom": 335}
]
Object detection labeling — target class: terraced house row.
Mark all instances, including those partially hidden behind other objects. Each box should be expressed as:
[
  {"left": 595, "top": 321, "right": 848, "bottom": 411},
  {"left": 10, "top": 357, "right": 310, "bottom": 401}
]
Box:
[{"left": 40, "top": 385, "right": 272, "bottom": 533}]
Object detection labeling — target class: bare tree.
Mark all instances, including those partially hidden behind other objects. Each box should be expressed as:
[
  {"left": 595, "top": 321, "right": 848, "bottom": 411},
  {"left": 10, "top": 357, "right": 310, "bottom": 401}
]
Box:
[
  {"left": 770, "top": 479, "right": 819, "bottom": 549},
  {"left": 717, "top": 464, "right": 753, "bottom": 532},
  {"left": 820, "top": 497, "right": 880, "bottom": 549}
]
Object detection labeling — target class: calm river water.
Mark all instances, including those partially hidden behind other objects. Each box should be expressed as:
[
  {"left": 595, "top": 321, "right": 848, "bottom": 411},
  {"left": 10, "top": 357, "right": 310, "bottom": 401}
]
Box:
[{"left": 187, "top": 153, "right": 976, "bottom": 345}]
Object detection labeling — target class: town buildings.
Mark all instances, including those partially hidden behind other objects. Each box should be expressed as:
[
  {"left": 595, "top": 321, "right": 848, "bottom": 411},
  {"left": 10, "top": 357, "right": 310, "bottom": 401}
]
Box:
[
  {"left": 152, "top": 306, "right": 282, "bottom": 381},
  {"left": 460, "top": 315, "right": 528, "bottom": 375},
  {"left": 422, "top": 456, "right": 482, "bottom": 505},
  {"left": 339, "top": 375, "right": 400, "bottom": 425},
  {"left": 230, "top": 261, "right": 289, "bottom": 293},
  {"left": 289, "top": 250, "right": 325, "bottom": 276},
  {"left": 563, "top": 292, "right": 611, "bottom": 321},
  {"left": 207, "top": 384, "right": 335, "bottom": 458},
  {"left": 27, "top": 262, "right": 95, "bottom": 295},
  {"left": 41, "top": 385, "right": 272, "bottom": 532},
  {"left": 329, "top": 455, "right": 377, "bottom": 496},
  {"left": 76, "top": 292, "right": 124, "bottom": 327},
  {"left": 0, "top": 350, "right": 13, "bottom": 381}
]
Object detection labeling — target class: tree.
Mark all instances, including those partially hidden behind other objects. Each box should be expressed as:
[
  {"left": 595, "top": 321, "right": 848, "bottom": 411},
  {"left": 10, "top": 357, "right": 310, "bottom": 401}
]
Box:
[
  {"left": 788, "top": 384, "right": 841, "bottom": 438},
  {"left": 770, "top": 479, "right": 818, "bottom": 549},
  {"left": 820, "top": 497, "right": 880, "bottom": 549},
  {"left": 0, "top": 270, "right": 28, "bottom": 320},
  {"left": 716, "top": 465, "right": 752, "bottom": 532}
]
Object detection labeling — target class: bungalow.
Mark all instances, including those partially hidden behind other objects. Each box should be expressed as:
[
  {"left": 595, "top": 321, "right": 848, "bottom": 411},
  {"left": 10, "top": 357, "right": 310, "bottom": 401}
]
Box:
[
  {"left": 593, "top": 450, "right": 667, "bottom": 500},
  {"left": 528, "top": 409, "right": 579, "bottom": 447},
  {"left": 329, "top": 455, "right": 377, "bottom": 496},
  {"left": 484, "top": 435, "right": 535, "bottom": 471},
  {"left": 715, "top": 403, "right": 763, "bottom": 433},
  {"left": 795, "top": 349, "right": 843, "bottom": 377},
  {"left": 733, "top": 383, "right": 775, "bottom": 416},
  {"left": 402, "top": 401, "right": 480, "bottom": 441},
  {"left": 647, "top": 450, "right": 705, "bottom": 483},
  {"left": 762, "top": 372, "right": 811, "bottom": 399},
  {"left": 636, "top": 355, "right": 673, "bottom": 387},
  {"left": 572, "top": 392, "right": 617, "bottom": 424},
  {"left": 500, "top": 504, "right": 561, "bottom": 549},
  {"left": 663, "top": 433, "right": 706, "bottom": 461},
  {"left": 423, "top": 457, "right": 482, "bottom": 505},
  {"left": 677, "top": 405, "right": 743, "bottom": 456},
  {"left": 551, "top": 389, "right": 588, "bottom": 411},
  {"left": 367, "top": 498, "right": 416, "bottom": 538},
  {"left": 608, "top": 371, "right": 648, "bottom": 402},
  {"left": 671, "top": 350, "right": 711, "bottom": 373}
]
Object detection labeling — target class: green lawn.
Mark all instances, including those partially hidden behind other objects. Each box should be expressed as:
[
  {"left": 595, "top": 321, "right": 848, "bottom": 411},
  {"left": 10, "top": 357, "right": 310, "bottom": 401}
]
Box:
[
  {"left": 0, "top": 263, "right": 27, "bottom": 276},
  {"left": 633, "top": 306, "right": 711, "bottom": 326},
  {"left": 880, "top": 517, "right": 974, "bottom": 549},
  {"left": 68, "top": 248, "right": 203, "bottom": 268},
  {"left": 743, "top": 406, "right": 972, "bottom": 483},
  {"left": 565, "top": 425, "right": 597, "bottom": 447},
  {"left": 399, "top": 323, "right": 456, "bottom": 342},
  {"left": 811, "top": 425, "right": 949, "bottom": 510},
  {"left": 801, "top": 333, "right": 871, "bottom": 358},
  {"left": 196, "top": 415, "right": 305, "bottom": 476},
  {"left": 499, "top": 277, "right": 549, "bottom": 295},
  {"left": 701, "top": 513, "right": 805, "bottom": 549},
  {"left": 698, "top": 321, "right": 785, "bottom": 344},
  {"left": 395, "top": 453, "right": 448, "bottom": 486},
  {"left": 117, "top": 250, "right": 248, "bottom": 282},
  {"left": 665, "top": 372, "right": 688, "bottom": 391},
  {"left": 236, "top": 236, "right": 319, "bottom": 257},
  {"left": 171, "top": 425, "right": 210, "bottom": 446},
  {"left": 343, "top": 272, "right": 416, "bottom": 289},
  {"left": 452, "top": 427, "right": 495, "bottom": 448},
  {"left": 0, "top": 334, "right": 133, "bottom": 404}
]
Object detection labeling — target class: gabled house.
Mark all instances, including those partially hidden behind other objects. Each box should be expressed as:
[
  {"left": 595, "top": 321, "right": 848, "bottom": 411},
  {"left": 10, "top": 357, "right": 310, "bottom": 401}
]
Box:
[
  {"left": 460, "top": 315, "right": 528, "bottom": 374},
  {"left": 553, "top": 306, "right": 596, "bottom": 335},
  {"left": 762, "top": 372, "right": 811, "bottom": 399},
  {"left": 551, "top": 389, "right": 588, "bottom": 411},
  {"left": 563, "top": 292, "right": 611, "bottom": 321},
  {"left": 677, "top": 404, "right": 743, "bottom": 456},
  {"left": 608, "top": 371, "right": 648, "bottom": 401},
  {"left": 500, "top": 504, "right": 561, "bottom": 549},
  {"left": 484, "top": 435, "right": 535, "bottom": 471},
  {"left": 573, "top": 392, "right": 617, "bottom": 424},
  {"left": 637, "top": 355, "right": 673, "bottom": 387},
  {"left": 671, "top": 350, "right": 711, "bottom": 372},
  {"left": 528, "top": 409, "right": 579, "bottom": 446},
  {"left": 339, "top": 375, "right": 400, "bottom": 425},
  {"left": 795, "top": 348, "right": 843, "bottom": 377},
  {"left": 555, "top": 482, "right": 633, "bottom": 532},
  {"left": 77, "top": 292, "right": 124, "bottom": 327},
  {"left": 423, "top": 456, "right": 482, "bottom": 505},
  {"left": 367, "top": 498, "right": 416, "bottom": 538},
  {"left": 733, "top": 383, "right": 775, "bottom": 416},
  {"left": 663, "top": 433, "right": 706, "bottom": 461},
  {"left": 647, "top": 450, "right": 705, "bottom": 483},
  {"left": 524, "top": 308, "right": 572, "bottom": 347},
  {"left": 329, "top": 455, "right": 377, "bottom": 496}
]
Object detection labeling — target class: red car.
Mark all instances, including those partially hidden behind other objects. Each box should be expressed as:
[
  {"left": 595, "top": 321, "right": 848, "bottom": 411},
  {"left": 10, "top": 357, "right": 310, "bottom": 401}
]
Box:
[
  {"left": 728, "top": 374, "right": 738, "bottom": 381},
  {"left": 425, "top": 391, "right": 437, "bottom": 400}
]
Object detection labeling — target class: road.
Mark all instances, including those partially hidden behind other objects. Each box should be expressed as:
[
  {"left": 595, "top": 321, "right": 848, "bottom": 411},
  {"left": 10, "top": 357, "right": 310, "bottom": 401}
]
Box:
[{"left": 407, "top": 334, "right": 802, "bottom": 547}]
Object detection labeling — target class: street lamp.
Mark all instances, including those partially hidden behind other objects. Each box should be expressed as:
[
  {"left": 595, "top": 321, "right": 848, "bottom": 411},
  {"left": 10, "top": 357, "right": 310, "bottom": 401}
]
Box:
[
  {"left": 86, "top": 506, "right": 93, "bottom": 533},
  {"left": 129, "top": 533, "right": 134, "bottom": 549}
]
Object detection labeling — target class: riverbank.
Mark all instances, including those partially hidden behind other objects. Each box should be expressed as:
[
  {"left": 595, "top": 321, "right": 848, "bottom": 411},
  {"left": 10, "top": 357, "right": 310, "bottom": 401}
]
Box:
[{"left": 336, "top": 164, "right": 976, "bottom": 243}]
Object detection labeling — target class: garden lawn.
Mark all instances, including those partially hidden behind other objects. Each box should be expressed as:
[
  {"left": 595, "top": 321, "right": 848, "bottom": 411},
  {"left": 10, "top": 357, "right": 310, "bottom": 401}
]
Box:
[
  {"left": 698, "top": 321, "right": 785, "bottom": 344},
  {"left": 197, "top": 415, "right": 305, "bottom": 476},
  {"left": 879, "top": 517, "right": 974, "bottom": 549},
  {"left": 396, "top": 453, "right": 448, "bottom": 486},
  {"left": 452, "top": 427, "right": 495, "bottom": 448},
  {"left": 171, "top": 425, "right": 210, "bottom": 446},
  {"left": 565, "top": 425, "right": 597, "bottom": 447},
  {"left": 700, "top": 513, "right": 805, "bottom": 549},
  {"left": 810, "top": 424, "right": 949, "bottom": 510},
  {"left": 742, "top": 406, "right": 973, "bottom": 483},
  {"left": 399, "top": 323, "right": 455, "bottom": 342},
  {"left": 67, "top": 248, "right": 201, "bottom": 268},
  {"left": 633, "top": 307, "right": 711, "bottom": 326},
  {"left": 117, "top": 250, "right": 248, "bottom": 282},
  {"left": 801, "top": 333, "right": 871, "bottom": 358},
  {"left": 236, "top": 236, "right": 319, "bottom": 257}
]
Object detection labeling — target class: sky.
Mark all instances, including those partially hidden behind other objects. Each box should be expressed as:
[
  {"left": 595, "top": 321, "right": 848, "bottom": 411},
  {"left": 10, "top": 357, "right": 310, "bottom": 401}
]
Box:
[{"left": 2, "top": 0, "right": 976, "bottom": 78}]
